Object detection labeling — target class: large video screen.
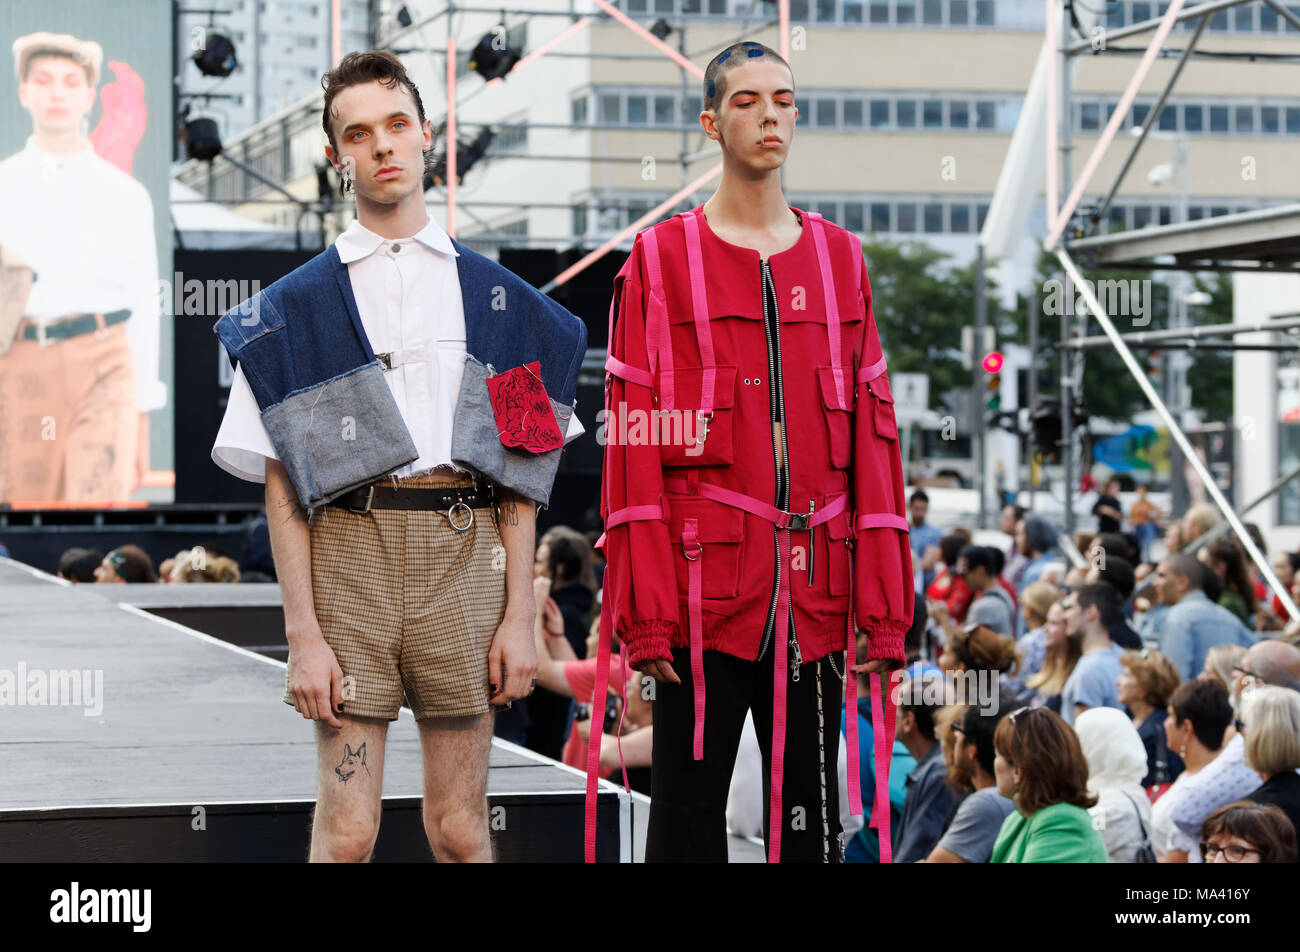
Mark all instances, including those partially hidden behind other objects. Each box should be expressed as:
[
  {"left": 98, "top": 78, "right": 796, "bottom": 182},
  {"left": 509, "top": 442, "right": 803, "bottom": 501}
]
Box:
[{"left": 0, "top": 1, "right": 174, "bottom": 506}]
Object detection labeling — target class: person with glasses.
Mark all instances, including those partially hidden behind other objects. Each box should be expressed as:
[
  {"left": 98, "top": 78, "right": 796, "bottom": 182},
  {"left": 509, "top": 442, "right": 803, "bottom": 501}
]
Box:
[
  {"left": 922, "top": 694, "right": 1017, "bottom": 863},
  {"left": 989, "top": 707, "right": 1108, "bottom": 862},
  {"left": 893, "top": 672, "right": 956, "bottom": 863},
  {"left": 1200, "top": 801, "right": 1298, "bottom": 863},
  {"left": 1239, "top": 685, "right": 1300, "bottom": 856}
]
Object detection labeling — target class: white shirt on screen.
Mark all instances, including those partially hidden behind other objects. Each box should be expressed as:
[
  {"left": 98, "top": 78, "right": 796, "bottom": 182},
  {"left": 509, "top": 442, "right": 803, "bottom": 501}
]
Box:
[
  {"left": 212, "top": 216, "right": 584, "bottom": 483},
  {"left": 0, "top": 135, "right": 165, "bottom": 411}
]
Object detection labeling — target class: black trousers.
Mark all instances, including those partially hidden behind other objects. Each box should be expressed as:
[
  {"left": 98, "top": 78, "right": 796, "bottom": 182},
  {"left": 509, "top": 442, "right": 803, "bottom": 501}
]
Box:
[{"left": 646, "top": 645, "right": 844, "bottom": 863}]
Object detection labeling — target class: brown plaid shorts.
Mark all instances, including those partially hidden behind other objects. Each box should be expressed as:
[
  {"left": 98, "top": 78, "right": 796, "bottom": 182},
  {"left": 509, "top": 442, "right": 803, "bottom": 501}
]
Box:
[{"left": 282, "top": 468, "right": 507, "bottom": 720}]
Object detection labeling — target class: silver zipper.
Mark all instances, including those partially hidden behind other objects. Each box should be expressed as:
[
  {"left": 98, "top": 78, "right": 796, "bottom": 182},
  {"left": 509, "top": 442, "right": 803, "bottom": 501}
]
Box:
[
  {"left": 757, "top": 258, "right": 782, "bottom": 663},
  {"left": 757, "top": 258, "right": 799, "bottom": 680}
]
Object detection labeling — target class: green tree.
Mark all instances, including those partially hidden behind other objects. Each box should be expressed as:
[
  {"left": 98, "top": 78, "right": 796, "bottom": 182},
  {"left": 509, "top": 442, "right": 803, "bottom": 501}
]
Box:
[{"left": 862, "top": 238, "right": 1006, "bottom": 410}]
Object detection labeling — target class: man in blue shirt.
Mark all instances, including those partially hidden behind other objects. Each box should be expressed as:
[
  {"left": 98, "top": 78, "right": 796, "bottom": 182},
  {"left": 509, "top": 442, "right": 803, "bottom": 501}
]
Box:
[
  {"left": 1151, "top": 554, "right": 1255, "bottom": 680},
  {"left": 908, "top": 489, "right": 943, "bottom": 593},
  {"left": 892, "top": 672, "right": 954, "bottom": 862},
  {"left": 1060, "top": 583, "right": 1126, "bottom": 726}
]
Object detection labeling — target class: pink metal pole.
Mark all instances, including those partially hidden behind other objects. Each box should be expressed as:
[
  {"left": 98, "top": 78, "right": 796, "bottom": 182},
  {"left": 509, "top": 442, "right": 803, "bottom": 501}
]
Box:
[
  {"left": 1045, "top": 0, "right": 1058, "bottom": 238},
  {"left": 486, "top": 16, "right": 594, "bottom": 88},
  {"left": 1045, "top": 0, "right": 1189, "bottom": 249},
  {"left": 543, "top": 163, "right": 724, "bottom": 292},
  {"left": 590, "top": 0, "right": 705, "bottom": 78},
  {"left": 332, "top": 0, "right": 341, "bottom": 66},
  {"left": 446, "top": 34, "right": 457, "bottom": 238},
  {"left": 779, "top": 0, "right": 790, "bottom": 59}
]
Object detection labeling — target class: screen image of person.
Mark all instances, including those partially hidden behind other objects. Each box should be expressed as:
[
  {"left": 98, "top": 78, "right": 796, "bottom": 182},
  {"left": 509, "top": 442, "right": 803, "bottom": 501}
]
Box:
[{"left": 0, "top": 30, "right": 163, "bottom": 503}]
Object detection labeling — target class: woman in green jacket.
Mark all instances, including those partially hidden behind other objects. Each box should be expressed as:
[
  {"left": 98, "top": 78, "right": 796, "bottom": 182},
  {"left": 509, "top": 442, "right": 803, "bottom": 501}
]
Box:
[{"left": 991, "top": 707, "right": 1109, "bottom": 863}]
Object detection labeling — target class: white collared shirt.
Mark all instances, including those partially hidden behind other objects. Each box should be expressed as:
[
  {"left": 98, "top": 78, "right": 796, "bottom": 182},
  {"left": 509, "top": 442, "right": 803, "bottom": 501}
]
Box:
[
  {"left": 211, "top": 217, "right": 584, "bottom": 482},
  {"left": 0, "top": 135, "right": 165, "bottom": 410}
]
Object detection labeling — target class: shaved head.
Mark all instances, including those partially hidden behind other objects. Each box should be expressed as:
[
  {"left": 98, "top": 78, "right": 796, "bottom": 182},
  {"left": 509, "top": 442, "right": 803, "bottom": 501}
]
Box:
[
  {"left": 1244, "top": 640, "right": 1300, "bottom": 687},
  {"left": 702, "top": 41, "right": 792, "bottom": 113},
  {"left": 1164, "top": 553, "right": 1204, "bottom": 591}
]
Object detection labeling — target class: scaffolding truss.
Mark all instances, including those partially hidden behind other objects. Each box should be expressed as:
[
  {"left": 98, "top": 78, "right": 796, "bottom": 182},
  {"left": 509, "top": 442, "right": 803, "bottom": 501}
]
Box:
[{"left": 1043, "top": 0, "right": 1300, "bottom": 618}]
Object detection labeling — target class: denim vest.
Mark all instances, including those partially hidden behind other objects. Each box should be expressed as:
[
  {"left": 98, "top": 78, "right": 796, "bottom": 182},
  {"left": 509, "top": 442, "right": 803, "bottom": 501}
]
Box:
[{"left": 213, "top": 239, "right": 586, "bottom": 509}]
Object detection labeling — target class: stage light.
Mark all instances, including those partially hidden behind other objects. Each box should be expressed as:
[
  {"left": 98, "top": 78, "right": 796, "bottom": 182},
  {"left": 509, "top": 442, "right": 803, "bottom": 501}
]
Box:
[
  {"left": 183, "top": 118, "right": 223, "bottom": 161},
  {"left": 469, "top": 30, "right": 522, "bottom": 81},
  {"left": 192, "top": 33, "right": 238, "bottom": 78}
]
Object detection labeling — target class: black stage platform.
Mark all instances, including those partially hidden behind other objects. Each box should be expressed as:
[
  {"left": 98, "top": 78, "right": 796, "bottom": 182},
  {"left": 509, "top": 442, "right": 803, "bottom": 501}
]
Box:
[{"left": 0, "top": 559, "right": 628, "bottom": 862}]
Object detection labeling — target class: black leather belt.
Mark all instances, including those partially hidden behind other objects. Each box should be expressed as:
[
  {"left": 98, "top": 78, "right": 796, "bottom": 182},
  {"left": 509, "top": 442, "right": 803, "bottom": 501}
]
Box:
[
  {"left": 330, "top": 481, "right": 495, "bottom": 529},
  {"left": 21, "top": 308, "right": 130, "bottom": 345}
]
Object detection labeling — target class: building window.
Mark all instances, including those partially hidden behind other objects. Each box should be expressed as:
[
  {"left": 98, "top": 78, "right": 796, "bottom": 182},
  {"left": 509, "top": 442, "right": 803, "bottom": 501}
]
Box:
[
  {"left": 572, "top": 95, "right": 588, "bottom": 125},
  {"left": 897, "top": 203, "right": 917, "bottom": 232},
  {"left": 870, "top": 202, "right": 891, "bottom": 232}
]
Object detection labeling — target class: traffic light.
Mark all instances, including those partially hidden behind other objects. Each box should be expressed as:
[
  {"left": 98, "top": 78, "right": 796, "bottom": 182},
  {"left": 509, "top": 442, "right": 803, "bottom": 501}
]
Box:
[
  {"left": 983, "top": 351, "right": 1003, "bottom": 411},
  {"left": 1032, "top": 399, "right": 1063, "bottom": 462}
]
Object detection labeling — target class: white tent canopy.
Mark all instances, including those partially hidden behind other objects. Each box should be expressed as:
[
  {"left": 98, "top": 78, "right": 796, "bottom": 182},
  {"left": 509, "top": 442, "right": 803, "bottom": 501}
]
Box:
[{"left": 169, "top": 179, "right": 301, "bottom": 251}]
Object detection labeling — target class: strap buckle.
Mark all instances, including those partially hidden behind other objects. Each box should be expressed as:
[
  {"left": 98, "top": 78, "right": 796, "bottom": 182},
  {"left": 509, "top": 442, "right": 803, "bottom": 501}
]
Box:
[
  {"left": 785, "top": 511, "right": 810, "bottom": 532},
  {"left": 682, "top": 539, "right": 702, "bottom": 561},
  {"left": 348, "top": 484, "right": 375, "bottom": 514}
]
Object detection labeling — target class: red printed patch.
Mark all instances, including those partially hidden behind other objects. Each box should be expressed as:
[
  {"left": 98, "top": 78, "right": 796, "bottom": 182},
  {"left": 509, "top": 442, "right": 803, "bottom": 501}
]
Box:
[{"left": 486, "top": 361, "right": 563, "bottom": 453}]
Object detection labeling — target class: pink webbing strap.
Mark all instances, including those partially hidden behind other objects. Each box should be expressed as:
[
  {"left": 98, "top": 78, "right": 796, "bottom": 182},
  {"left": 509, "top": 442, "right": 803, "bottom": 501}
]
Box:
[
  {"left": 806, "top": 212, "right": 847, "bottom": 411},
  {"left": 855, "top": 512, "right": 910, "bottom": 533},
  {"left": 858, "top": 356, "right": 888, "bottom": 384},
  {"left": 662, "top": 478, "right": 847, "bottom": 530},
  {"left": 584, "top": 588, "right": 615, "bottom": 862},
  {"left": 593, "top": 502, "right": 665, "bottom": 550},
  {"left": 843, "top": 542, "right": 862, "bottom": 817},
  {"left": 767, "top": 527, "right": 792, "bottom": 864},
  {"left": 683, "top": 518, "right": 706, "bottom": 761},
  {"left": 868, "top": 670, "right": 899, "bottom": 863},
  {"left": 640, "top": 226, "right": 675, "bottom": 409},
  {"left": 680, "top": 211, "right": 717, "bottom": 415},
  {"left": 605, "top": 354, "right": 651, "bottom": 389}
]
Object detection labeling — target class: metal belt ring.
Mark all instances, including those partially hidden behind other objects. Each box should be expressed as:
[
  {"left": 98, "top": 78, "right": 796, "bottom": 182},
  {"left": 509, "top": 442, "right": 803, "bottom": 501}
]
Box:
[{"left": 448, "top": 502, "right": 475, "bottom": 532}]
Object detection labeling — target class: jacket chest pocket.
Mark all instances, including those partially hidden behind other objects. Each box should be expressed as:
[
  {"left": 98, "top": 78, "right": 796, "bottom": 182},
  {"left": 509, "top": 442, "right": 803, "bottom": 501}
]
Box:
[
  {"left": 867, "top": 372, "right": 899, "bottom": 441},
  {"left": 655, "top": 364, "right": 738, "bottom": 468},
  {"left": 816, "top": 366, "right": 853, "bottom": 470},
  {"left": 824, "top": 504, "right": 853, "bottom": 597},
  {"left": 668, "top": 497, "right": 744, "bottom": 600}
]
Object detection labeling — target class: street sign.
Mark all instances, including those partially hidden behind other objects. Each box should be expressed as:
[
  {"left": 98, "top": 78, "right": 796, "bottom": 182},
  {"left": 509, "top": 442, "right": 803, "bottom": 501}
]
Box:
[{"left": 891, "top": 373, "right": 929, "bottom": 414}]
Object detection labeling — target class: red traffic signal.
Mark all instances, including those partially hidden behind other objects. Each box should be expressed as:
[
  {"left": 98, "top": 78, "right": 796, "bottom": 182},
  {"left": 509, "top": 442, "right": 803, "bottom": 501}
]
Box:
[{"left": 982, "top": 351, "right": 1004, "bottom": 374}]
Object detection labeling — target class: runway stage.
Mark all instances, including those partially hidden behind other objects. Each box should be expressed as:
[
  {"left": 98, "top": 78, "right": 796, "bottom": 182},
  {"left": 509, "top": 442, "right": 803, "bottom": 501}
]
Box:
[{"left": 0, "top": 559, "right": 628, "bottom": 862}]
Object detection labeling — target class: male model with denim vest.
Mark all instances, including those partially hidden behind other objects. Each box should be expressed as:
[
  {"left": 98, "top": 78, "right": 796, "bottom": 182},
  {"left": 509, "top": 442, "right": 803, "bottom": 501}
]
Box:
[
  {"left": 593, "top": 42, "right": 912, "bottom": 863},
  {"left": 212, "top": 52, "right": 584, "bottom": 862}
]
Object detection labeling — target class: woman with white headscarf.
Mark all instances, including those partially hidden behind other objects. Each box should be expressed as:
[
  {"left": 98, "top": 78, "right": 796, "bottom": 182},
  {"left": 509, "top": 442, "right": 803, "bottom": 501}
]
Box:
[{"left": 1075, "top": 707, "right": 1155, "bottom": 862}]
